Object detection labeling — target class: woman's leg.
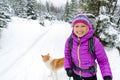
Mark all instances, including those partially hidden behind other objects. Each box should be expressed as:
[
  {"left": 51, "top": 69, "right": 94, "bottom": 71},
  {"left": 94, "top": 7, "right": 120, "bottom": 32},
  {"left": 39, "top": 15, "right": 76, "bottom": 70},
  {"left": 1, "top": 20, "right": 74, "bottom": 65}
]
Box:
[
  {"left": 82, "top": 75, "right": 97, "bottom": 80},
  {"left": 72, "top": 73, "right": 97, "bottom": 80},
  {"left": 72, "top": 73, "right": 83, "bottom": 80}
]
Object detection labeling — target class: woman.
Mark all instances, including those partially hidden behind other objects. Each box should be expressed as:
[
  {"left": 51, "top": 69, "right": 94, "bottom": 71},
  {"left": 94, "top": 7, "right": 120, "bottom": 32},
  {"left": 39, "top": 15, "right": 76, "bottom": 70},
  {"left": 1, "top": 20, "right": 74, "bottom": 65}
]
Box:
[{"left": 64, "top": 14, "right": 112, "bottom": 80}]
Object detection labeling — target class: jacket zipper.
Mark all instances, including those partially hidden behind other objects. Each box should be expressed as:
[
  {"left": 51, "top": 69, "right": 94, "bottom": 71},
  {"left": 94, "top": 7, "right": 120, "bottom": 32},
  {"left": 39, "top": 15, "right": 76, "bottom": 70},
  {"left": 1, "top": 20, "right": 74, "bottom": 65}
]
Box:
[{"left": 77, "top": 37, "right": 81, "bottom": 76}]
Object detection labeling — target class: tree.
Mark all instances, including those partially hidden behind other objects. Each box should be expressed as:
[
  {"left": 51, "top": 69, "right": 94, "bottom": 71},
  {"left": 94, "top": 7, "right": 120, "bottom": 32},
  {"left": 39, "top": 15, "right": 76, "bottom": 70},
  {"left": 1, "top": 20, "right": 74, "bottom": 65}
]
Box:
[
  {"left": 10, "top": 0, "right": 27, "bottom": 18},
  {"left": 0, "top": 0, "right": 11, "bottom": 28},
  {"left": 95, "top": 0, "right": 120, "bottom": 53},
  {"left": 66, "top": 0, "right": 80, "bottom": 23},
  {"left": 63, "top": 1, "right": 71, "bottom": 22},
  {"left": 46, "top": 1, "right": 50, "bottom": 13},
  {"left": 0, "top": 0, "right": 11, "bottom": 14},
  {"left": 77, "top": 0, "right": 120, "bottom": 53},
  {"left": 26, "top": 0, "right": 38, "bottom": 20}
]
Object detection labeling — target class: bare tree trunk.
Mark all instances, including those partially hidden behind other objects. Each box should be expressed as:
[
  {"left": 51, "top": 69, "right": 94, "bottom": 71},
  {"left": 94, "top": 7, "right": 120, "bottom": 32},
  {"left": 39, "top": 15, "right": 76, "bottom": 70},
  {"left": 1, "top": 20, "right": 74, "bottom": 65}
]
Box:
[
  {"left": 117, "top": 18, "right": 120, "bottom": 27},
  {"left": 116, "top": 47, "right": 120, "bottom": 55},
  {"left": 111, "top": 0, "right": 118, "bottom": 15},
  {"left": 108, "top": 0, "right": 113, "bottom": 14},
  {"left": 96, "top": 1, "right": 101, "bottom": 16}
]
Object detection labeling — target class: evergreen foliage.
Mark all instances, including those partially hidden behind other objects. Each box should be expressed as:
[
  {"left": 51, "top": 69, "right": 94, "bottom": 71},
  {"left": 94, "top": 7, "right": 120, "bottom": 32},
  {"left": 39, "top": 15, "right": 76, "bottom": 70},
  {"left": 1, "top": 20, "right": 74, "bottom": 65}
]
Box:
[
  {"left": 26, "top": 0, "right": 38, "bottom": 20},
  {"left": 10, "top": 0, "right": 27, "bottom": 18},
  {"left": 0, "top": 0, "right": 11, "bottom": 28},
  {"left": 63, "top": 1, "right": 71, "bottom": 22},
  {"left": 0, "top": 12, "right": 11, "bottom": 28}
]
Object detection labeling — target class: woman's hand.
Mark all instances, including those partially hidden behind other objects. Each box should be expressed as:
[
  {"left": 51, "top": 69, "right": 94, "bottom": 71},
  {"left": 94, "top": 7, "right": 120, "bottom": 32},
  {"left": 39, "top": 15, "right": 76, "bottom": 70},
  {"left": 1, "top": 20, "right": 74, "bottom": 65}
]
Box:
[
  {"left": 104, "top": 76, "right": 112, "bottom": 80},
  {"left": 66, "top": 68, "right": 73, "bottom": 77}
]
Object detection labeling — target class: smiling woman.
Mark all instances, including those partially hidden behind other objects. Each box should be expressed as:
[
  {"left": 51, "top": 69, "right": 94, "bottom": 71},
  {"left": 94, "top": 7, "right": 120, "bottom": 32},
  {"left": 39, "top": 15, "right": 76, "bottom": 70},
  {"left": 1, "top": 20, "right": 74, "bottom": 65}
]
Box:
[
  {"left": 73, "top": 23, "right": 89, "bottom": 38},
  {"left": 64, "top": 14, "right": 113, "bottom": 80}
]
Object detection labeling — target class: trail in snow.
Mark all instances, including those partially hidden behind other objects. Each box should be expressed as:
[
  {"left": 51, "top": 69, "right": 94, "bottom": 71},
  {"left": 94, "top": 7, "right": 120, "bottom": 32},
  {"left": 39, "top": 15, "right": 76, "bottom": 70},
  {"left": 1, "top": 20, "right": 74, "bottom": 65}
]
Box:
[
  {"left": 0, "top": 17, "right": 71, "bottom": 80},
  {"left": 0, "top": 18, "right": 54, "bottom": 75}
]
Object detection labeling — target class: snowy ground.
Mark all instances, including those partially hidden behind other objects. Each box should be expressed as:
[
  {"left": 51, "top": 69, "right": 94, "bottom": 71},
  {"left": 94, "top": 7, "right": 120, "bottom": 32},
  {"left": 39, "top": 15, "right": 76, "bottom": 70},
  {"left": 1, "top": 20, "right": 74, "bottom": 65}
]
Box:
[{"left": 0, "top": 17, "right": 120, "bottom": 80}]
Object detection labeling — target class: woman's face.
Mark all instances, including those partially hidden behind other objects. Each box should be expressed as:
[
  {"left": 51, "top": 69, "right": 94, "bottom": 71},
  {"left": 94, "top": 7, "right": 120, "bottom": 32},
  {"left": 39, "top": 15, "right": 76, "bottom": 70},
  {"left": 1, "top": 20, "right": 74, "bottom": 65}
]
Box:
[{"left": 73, "top": 23, "right": 89, "bottom": 38}]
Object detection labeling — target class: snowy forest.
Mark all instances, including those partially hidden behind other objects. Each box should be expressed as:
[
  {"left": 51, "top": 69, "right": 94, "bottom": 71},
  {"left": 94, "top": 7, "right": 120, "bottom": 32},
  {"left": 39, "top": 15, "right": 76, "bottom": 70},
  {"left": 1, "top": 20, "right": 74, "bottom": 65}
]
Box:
[{"left": 0, "top": 0, "right": 120, "bottom": 53}]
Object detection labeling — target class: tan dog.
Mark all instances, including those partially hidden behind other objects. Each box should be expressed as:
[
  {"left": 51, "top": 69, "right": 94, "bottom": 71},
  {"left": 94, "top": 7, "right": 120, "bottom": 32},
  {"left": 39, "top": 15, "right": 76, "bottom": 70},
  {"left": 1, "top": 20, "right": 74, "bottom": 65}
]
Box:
[{"left": 41, "top": 53, "right": 64, "bottom": 80}]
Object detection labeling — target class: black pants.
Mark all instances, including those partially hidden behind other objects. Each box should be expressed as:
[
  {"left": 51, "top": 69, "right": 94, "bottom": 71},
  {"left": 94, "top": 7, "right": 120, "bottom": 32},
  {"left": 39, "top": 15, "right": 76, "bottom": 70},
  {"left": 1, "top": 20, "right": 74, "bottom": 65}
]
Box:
[{"left": 73, "top": 73, "right": 97, "bottom": 80}]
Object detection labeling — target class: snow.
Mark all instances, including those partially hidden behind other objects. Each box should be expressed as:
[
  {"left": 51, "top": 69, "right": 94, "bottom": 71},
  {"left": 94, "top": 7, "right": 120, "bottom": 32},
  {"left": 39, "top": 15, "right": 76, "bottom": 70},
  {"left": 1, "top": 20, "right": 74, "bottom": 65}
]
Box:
[
  {"left": 117, "top": 0, "right": 120, "bottom": 5},
  {"left": 105, "top": 26, "right": 118, "bottom": 35},
  {"left": 0, "top": 17, "right": 120, "bottom": 80},
  {"left": 36, "top": 0, "right": 71, "bottom": 7},
  {"left": 98, "top": 15, "right": 109, "bottom": 21}
]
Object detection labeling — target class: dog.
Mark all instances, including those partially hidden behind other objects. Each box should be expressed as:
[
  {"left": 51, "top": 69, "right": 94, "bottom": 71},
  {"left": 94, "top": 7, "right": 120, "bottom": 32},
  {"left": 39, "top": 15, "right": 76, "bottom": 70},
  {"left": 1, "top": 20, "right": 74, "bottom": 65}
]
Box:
[{"left": 41, "top": 53, "right": 64, "bottom": 80}]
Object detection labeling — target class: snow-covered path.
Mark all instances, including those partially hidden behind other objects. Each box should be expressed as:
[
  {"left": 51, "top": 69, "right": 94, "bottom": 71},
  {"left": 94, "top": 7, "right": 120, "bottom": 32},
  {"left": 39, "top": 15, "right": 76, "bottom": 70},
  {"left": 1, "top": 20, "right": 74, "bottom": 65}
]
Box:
[
  {"left": 0, "top": 17, "right": 71, "bottom": 80},
  {"left": 0, "top": 17, "right": 120, "bottom": 80}
]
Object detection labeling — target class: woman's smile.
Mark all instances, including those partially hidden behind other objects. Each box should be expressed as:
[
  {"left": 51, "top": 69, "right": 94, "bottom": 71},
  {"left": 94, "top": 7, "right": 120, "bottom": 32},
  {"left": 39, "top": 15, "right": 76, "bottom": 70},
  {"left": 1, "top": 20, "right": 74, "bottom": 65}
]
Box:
[{"left": 73, "top": 23, "right": 89, "bottom": 37}]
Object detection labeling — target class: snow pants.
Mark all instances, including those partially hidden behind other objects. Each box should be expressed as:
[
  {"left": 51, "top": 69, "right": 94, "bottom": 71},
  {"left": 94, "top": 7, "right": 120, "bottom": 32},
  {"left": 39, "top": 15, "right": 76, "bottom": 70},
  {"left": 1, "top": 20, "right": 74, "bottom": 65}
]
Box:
[{"left": 73, "top": 73, "right": 97, "bottom": 80}]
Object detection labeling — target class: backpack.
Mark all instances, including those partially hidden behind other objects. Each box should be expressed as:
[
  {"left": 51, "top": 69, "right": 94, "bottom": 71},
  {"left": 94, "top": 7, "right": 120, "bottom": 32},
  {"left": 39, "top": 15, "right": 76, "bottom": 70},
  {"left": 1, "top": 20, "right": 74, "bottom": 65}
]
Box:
[{"left": 68, "top": 35, "right": 97, "bottom": 73}]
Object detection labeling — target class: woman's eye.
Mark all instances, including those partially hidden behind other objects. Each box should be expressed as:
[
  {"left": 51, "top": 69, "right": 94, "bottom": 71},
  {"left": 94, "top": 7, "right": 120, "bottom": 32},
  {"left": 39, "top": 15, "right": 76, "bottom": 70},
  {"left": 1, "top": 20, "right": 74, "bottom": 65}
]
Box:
[
  {"left": 81, "top": 25, "right": 85, "bottom": 27},
  {"left": 75, "top": 25, "right": 79, "bottom": 28}
]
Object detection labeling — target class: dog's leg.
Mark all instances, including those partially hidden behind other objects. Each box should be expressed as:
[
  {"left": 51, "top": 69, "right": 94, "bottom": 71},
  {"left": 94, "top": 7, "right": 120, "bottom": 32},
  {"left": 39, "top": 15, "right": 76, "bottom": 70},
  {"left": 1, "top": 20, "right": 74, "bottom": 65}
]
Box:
[
  {"left": 55, "top": 71, "right": 58, "bottom": 80},
  {"left": 49, "top": 71, "right": 55, "bottom": 80},
  {"left": 48, "top": 70, "right": 53, "bottom": 77},
  {"left": 53, "top": 71, "right": 58, "bottom": 80}
]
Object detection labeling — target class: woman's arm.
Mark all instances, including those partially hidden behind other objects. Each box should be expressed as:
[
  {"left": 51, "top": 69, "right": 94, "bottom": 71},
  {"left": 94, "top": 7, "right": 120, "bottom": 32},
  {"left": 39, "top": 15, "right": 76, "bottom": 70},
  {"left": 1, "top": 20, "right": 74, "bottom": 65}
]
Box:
[{"left": 94, "top": 37, "right": 113, "bottom": 79}]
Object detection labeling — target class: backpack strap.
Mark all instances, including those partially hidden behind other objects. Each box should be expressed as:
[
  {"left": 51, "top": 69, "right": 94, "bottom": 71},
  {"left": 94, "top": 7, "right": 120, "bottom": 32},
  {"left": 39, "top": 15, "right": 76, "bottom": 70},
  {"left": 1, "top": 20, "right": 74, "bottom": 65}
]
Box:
[
  {"left": 72, "top": 62, "right": 97, "bottom": 73},
  {"left": 68, "top": 35, "right": 96, "bottom": 72},
  {"left": 68, "top": 35, "right": 74, "bottom": 69},
  {"left": 69, "top": 35, "right": 96, "bottom": 59},
  {"left": 69, "top": 35, "right": 73, "bottom": 50},
  {"left": 88, "top": 36, "right": 96, "bottom": 59}
]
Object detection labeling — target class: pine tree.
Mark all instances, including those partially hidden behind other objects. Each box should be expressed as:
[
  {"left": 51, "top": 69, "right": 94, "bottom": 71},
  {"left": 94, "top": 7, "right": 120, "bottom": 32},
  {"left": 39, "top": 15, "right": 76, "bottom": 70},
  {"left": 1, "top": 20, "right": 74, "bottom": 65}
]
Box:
[
  {"left": 0, "top": 0, "right": 11, "bottom": 14},
  {"left": 46, "top": 1, "right": 50, "bottom": 13},
  {"left": 26, "top": 0, "right": 37, "bottom": 20},
  {"left": 10, "top": 0, "right": 27, "bottom": 18},
  {"left": 0, "top": 0, "right": 11, "bottom": 28},
  {"left": 68, "top": 0, "right": 79, "bottom": 23},
  {"left": 78, "top": 0, "right": 120, "bottom": 51},
  {"left": 64, "top": 1, "right": 71, "bottom": 22},
  {"left": 94, "top": 0, "right": 120, "bottom": 49}
]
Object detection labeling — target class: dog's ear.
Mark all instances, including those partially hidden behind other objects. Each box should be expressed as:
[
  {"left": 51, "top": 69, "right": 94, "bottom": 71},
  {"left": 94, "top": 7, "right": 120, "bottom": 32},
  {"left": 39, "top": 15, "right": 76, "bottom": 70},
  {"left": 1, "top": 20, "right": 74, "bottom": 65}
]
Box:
[
  {"left": 41, "top": 55, "right": 44, "bottom": 57},
  {"left": 47, "top": 53, "right": 49, "bottom": 55}
]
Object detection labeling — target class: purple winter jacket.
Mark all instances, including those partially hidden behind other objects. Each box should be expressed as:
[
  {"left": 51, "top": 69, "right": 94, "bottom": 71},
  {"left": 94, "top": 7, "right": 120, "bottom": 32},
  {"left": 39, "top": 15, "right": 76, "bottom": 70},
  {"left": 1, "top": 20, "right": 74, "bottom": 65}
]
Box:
[{"left": 64, "top": 24, "right": 113, "bottom": 79}]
